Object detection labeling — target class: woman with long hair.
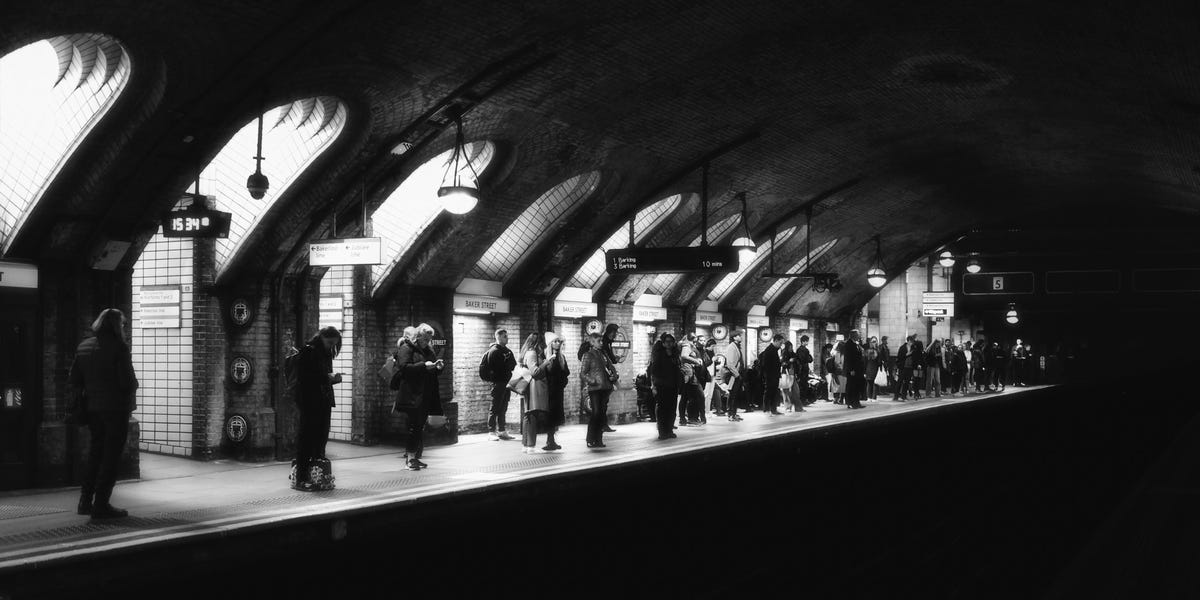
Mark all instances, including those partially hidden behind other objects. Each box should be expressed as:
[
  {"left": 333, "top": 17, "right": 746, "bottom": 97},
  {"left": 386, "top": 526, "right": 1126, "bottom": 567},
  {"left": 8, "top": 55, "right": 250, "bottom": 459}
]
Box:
[
  {"left": 542, "top": 332, "right": 569, "bottom": 452},
  {"left": 294, "top": 326, "right": 344, "bottom": 488},
  {"left": 68, "top": 308, "right": 139, "bottom": 518},
  {"left": 780, "top": 340, "right": 797, "bottom": 412},
  {"left": 518, "top": 333, "right": 551, "bottom": 454}
]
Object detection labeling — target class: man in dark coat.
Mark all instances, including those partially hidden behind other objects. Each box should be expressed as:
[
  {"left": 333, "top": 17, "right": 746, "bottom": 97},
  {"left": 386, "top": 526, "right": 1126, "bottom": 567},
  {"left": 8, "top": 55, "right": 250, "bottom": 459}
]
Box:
[
  {"left": 758, "top": 333, "right": 785, "bottom": 414},
  {"left": 842, "top": 329, "right": 867, "bottom": 409},
  {"left": 485, "top": 329, "right": 516, "bottom": 441},
  {"left": 893, "top": 335, "right": 915, "bottom": 401},
  {"left": 795, "top": 334, "right": 814, "bottom": 406}
]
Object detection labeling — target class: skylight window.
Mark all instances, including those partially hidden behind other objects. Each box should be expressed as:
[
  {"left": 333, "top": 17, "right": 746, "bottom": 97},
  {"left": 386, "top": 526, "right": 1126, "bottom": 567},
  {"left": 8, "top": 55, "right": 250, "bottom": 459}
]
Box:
[
  {"left": 469, "top": 171, "right": 600, "bottom": 282},
  {"left": 0, "top": 35, "right": 130, "bottom": 253},
  {"left": 565, "top": 194, "right": 682, "bottom": 289},
  {"left": 370, "top": 142, "right": 494, "bottom": 295},
  {"left": 647, "top": 213, "right": 742, "bottom": 295},
  {"left": 708, "top": 227, "right": 797, "bottom": 301}
]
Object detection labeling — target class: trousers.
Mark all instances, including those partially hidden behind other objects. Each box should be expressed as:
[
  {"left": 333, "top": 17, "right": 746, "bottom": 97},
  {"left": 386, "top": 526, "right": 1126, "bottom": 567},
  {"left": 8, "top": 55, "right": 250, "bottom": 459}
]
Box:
[
  {"left": 489, "top": 383, "right": 511, "bottom": 433},
  {"left": 83, "top": 411, "right": 129, "bottom": 505},
  {"left": 296, "top": 400, "right": 331, "bottom": 482},
  {"left": 586, "top": 390, "right": 611, "bottom": 444},
  {"left": 655, "top": 386, "right": 679, "bottom": 435}
]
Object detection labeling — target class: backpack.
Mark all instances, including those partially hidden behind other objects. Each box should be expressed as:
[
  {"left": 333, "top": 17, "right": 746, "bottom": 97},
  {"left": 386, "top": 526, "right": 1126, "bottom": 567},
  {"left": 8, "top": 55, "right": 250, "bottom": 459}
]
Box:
[{"left": 478, "top": 344, "right": 496, "bottom": 382}]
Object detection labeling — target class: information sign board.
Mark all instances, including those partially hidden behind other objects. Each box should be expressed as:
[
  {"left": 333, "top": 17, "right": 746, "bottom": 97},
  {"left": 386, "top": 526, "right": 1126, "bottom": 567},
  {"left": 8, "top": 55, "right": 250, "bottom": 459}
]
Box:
[
  {"left": 309, "top": 238, "right": 383, "bottom": 266},
  {"left": 605, "top": 246, "right": 738, "bottom": 275},
  {"left": 963, "top": 272, "right": 1035, "bottom": 295}
]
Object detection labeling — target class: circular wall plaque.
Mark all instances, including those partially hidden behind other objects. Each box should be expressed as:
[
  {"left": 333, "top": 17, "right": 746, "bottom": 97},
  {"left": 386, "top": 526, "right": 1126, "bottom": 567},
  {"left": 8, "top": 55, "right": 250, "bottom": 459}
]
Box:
[
  {"left": 226, "top": 414, "right": 249, "bottom": 443},
  {"left": 712, "top": 324, "right": 728, "bottom": 340},
  {"left": 759, "top": 328, "right": 774, "bottom": 342},
  {"left": 231, "top": 298, "right": 253, "bottom": 326},
  {"left": 230, "top": 356, "right": 253, "bottom": 385},
  {"left": 585, "top": 319, "right": 603, "bottom": 335}
]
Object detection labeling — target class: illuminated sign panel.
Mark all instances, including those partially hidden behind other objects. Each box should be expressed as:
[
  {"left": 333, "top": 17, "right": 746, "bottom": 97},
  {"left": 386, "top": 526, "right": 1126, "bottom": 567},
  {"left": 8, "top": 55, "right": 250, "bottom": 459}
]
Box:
[
  {"left": 161, "top": 206, "right": 232, "bottom": 238},
  {"left": 605, "top": 246, "right": 738, "bottom": 275},
  {"left": 138, "top": 285, "right": 181, "bottom": 328},
  {"left": 309, "top": 238, "right": 383, "bottom": 266}
]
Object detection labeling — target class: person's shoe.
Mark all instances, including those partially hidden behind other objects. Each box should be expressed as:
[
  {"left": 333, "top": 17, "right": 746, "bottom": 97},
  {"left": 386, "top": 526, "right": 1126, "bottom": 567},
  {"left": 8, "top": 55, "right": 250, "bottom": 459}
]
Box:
[
  {"left": 77, "top": 496, "right": 93, "bottom": 516},
  {"left": 542, "top": 444, "right": 560, "bottom": 452},
  {"left": 497, "top": 432, "right": 515, "bottom": 440},
  {"left": 603, "top": 426, "right": 616, "bottom": 433},
  {"left": 586, "top": 441, "right": 607, "bottom": 448},
  {"left": 657, "top": 434, "right": 672, "bottom": 440},
  {"left": 668, "top": 432, "right": 677, "bottom": 439},
  {"left": 411, "top": 459, "right": 428, "bottom": 469},
  {"left": 488, "top": 433, "right": 500, "bottom": 441},
  {"left": 406, "top": 459, "right": 422, "bottom": 470},
  {"left": 729, "top": 415, "right": 743, "bottom": 421},
  {"left": 90, "top": 504, "right": 129, "bottom": 519}
]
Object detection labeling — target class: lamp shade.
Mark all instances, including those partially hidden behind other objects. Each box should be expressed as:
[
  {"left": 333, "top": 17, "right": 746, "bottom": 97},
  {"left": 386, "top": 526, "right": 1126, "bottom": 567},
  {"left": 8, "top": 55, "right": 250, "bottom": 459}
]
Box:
[
  {"left": 438, "top": 185, "right": 479, "bottom": 214},
  {"left": 966, "top": 258, "right": 982, "bottom": 274},
  {"left": 733, "top": 236, "right": 756, "bottom": 263},
  {"left": 938, "top": 250, "right": 955, "bottom": 268},
  {"left": 1005, "top": 307, "right": 1019, "bottom": 324},
  {"left": 866, "top": 265, "right": 887, "bottom": 288}
]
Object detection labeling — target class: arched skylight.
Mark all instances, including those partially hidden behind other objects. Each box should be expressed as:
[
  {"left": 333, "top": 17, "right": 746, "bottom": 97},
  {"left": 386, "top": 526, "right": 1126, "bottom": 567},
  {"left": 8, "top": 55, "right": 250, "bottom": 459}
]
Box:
[
  {"left": 0, "top": 35, "right": 130, "bottom": 253},
  {"left": 370, "top": 142, "right": 495, "bottom": 295},
  {"left": 761, "top": 238, "right": 839, "bottom": 305},
  {"left": 708, "top": 227, "right": 798, "bottom": 301},
  {"left": 565, "top": 194, "right": 682, "bottom": 289},
  {"left": 469, "top": 171, "right": 600, "bottom": 282},
  {"left": 190, "top": 98, "right": 346, "bottom": 273},
  {"left": 647, "top": 213, "right": 742, "bottom": 295}
]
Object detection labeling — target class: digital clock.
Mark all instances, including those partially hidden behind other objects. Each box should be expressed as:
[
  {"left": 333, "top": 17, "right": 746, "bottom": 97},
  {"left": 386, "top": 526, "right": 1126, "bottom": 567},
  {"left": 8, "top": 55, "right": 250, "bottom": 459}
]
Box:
[{"left": 162, "top": 207, "right": 232, "bottom": 238}]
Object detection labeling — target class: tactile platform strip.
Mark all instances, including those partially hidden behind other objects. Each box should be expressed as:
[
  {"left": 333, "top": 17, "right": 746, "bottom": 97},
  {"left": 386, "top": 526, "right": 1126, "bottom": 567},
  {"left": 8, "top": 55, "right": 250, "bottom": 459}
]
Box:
[{"left": 0, "top": 504, "right": 69, "bottom": 521}]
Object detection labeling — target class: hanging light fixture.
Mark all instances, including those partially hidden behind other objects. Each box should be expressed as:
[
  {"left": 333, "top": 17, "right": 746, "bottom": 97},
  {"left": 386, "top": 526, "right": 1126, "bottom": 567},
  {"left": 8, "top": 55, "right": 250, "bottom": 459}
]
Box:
[
  {"left": 246, "top": 110, "right": 269, "bottom": 199},
  {"left": 1005, "top": 303, "right": 1020, "bottom": 324},
  {"left": 437, "top": 106, "right": 482, "bottom": 215},
  {"left": 732, "top": 192, "right": 756, "bottom": 263},
  {"left": 966, "top": 256, "right": 982, "bottom": 274},
  {"left": 938, "top": 250, "right": 955, "bottom": 268},
  {"left": 867, "top": 235, "right": 887, "bottom": 288}
]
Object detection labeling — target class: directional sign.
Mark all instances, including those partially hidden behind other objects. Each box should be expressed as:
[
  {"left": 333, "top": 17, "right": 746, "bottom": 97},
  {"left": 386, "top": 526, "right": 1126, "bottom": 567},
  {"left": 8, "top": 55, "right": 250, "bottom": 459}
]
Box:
[
  {"left": 309, "top": 238, "right": 383, "bottom": 266},
  {"left": 921, "top": 307, "right": 951, "bottom": 317},
  {"left": 605, "top": 246, "right": 739, "bottom": 275}
]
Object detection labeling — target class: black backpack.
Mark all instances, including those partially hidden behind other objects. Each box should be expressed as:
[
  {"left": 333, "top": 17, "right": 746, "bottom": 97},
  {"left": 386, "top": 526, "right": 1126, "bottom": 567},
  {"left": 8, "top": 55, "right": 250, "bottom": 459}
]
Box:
[{"left": 478, "top": 344, "right": 496, "bottom": 382}]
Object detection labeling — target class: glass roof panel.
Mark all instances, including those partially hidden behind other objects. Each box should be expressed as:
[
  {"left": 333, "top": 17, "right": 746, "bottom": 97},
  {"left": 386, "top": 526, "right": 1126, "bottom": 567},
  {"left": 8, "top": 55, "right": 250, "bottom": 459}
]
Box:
[
  {"left": 370, "top": 142, "right": 494, "bottom": 294},
  {"left": 647, "top": 213, "right": 742, "bottom": 295},
  {"left": 469, "top": 171, "right": 600, "bottom": 282},
  {"left": 707, "top": 227, "right": 797, "bottom": 301},
  {"left": 0, "top": 35, "right": 130, "bottom": 253},
  {"left": 565, "top": 194, "right": 682, "bottom": 289}
]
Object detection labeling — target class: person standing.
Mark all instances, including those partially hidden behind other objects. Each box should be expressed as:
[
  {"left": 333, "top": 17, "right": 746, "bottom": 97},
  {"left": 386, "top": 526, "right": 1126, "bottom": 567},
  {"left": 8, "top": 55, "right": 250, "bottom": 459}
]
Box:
[
  {"left": 826, "top": 343, "right": 843, "bottom": 404},
  {"left": 518, "top": 333, "right": 551, "bottom": 454},
  {"left": 795, "top": 335, "right": 814, "bottom": 408},
  {"left": 988, "top": 341, "right": 1007, "bottom": 391},
  {"left": 290, "top": 326, "right": 344, "bottom": 486},
  {"left": 759, "top": 334, "right": 785, "bottom": 415},
  {"left": 649, "top": 332, "right": 683, "bottom": 439},
  {"left": 972, "top": 340, "right": 989, "bottom": 392},
  {"left": 485, "top": 329, "right": 517, "bottom": 441},
  {"left": 710, "top": 354, "right": 728, "bottom": 416},
  {"left": 843, "top": 329, "right": 867, "bottom": 409},
  {"left": 893, "top": 335, "right": 914, "bottom": 402},
  {"left": 925, "top": 339, "right": 943, "bottom": 398},
  {"left": 878, "top": 336, "right": 893, "bottom": 393},
  {"left": 865, "top": 337, "right": 880, "bottom": 401},
  {"left": 69, "top": 308, "right": 139, "bottom": 518},
  {"left": 542, "top": 332, "right": 569, "bottom": 452},
  {"left": 392, "top": 324, "right": 444, "bottom": 470},
  {"left": 962, "top": 341, "right": 975, "bottom": 394},
  {"left": 581, "top": 331, "right": 617, "bottom": 448},
  {"left": 722, "top": 330, "right": 746, "bottom": 421},
  {"left": 779, "top": 340, "right": 798, "bottom": 412}
]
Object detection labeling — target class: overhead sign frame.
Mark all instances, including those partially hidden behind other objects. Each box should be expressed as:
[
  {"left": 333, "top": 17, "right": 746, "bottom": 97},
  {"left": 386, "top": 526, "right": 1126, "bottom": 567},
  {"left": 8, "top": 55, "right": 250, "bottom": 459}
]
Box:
[{"left": 606, "top": 245, "right": 738, "bottom": 275}]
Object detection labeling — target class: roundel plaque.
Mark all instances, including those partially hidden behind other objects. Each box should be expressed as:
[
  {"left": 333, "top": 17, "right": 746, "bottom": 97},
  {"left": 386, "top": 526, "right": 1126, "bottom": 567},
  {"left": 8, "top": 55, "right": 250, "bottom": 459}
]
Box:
[
  {"left": 759, "top": 328, "right": 774, "bottom": 342},
  {"left": 231, "top": 298, "right": 253, "bottom": 326},
  {"left": 585, "top": 319, "right": 603, "bottom": 335},
  {"left": 712, "top": 324, "right": 728, "bottom": 340},
  {"left": 226, "top": 414, "right": 249, "bottom": 443},
  {"left": 230, "top": 356, "right": 253, "bottom": 385}
]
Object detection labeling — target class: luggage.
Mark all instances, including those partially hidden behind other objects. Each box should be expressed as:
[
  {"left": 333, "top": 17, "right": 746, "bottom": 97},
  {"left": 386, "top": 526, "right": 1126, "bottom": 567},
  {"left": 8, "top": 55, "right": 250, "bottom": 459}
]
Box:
[{"left": 290, "top": 457, "right": 336, "bottom": 491}]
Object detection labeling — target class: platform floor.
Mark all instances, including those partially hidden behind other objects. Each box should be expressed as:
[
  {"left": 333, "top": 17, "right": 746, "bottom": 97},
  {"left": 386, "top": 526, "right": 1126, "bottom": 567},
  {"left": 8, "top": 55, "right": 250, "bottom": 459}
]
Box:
[{"left": 0, "top": 387, "right": 1039, "bottom": 575}]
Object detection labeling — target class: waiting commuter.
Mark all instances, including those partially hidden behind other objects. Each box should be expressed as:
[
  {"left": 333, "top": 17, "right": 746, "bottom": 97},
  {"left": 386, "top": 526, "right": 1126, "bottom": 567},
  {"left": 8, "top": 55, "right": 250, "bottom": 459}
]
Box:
[
  {"left": 962, "top": 342, "right": 975, "bottom": 393},
  {"left": 949, "top": 343, "right": 967, "bottom": 395},
  {"left": 677, "top": 333, "right": 705, "bottom": 426},
  {"left": 779, "top": 340, "right": 798, "bottom": 412},
  {"left": 542, "top": 332, "right": 569, "bottom": 451},
  {"left": 988, "top": 341, "right": 1007, "bottom": 391},
  {"left": 865, "top": 337, "right": 880, "bottom": 400},
  {"left": 648, "top": 332, "right": 683, "bottom": 440},
  {"left": 925, "top": 339, "right": 943, "bottom": 398},
  {"left": 878, "top": 336, "right": 893, "bottom": 391},
  {"left": 292, "top": 326, "right": 344, "bottom": 487},
  {"left": 826, "top": 343, "right": 843, "bottom": 404},
  {"left": 893, "top": 335, "right": 915, "bottom": 401},
  {"left": 702, "top": 338, "right": 720, "bottom": 417},
  {"left": 69, "top": 308, "right": 139, "bottom": 518},
  {"left": 972, "top": 340, "right": 989, "bottom": 392},
  {"left": 759, "top": 334, "right": 785, "bottom": 415},
  {"left": 795, "top": 335, "right": 814, "bottom": 408},
  {"left": 485, "top": 329, "right": 517, "bottom": 441},
  {"left": 1013, "top": 339, "right": 1029, "bottom": 386},
  {"left": 392, "top": 323, "right": 445, "bottom": 470},
  {"left": 722, "top": 330, "right": 746, "bottom": 421},
  {"left": 710, "top": 354, "right": 729, "bottom": 416},
  {"left": 842, "top": 330, "right": 866, "bottom": 409},
  {"left": 581, "top": 331, "right": 617, "bottom": 448},
  {"left": 517, "top": 333, "right": 551, "bottom": 454}
]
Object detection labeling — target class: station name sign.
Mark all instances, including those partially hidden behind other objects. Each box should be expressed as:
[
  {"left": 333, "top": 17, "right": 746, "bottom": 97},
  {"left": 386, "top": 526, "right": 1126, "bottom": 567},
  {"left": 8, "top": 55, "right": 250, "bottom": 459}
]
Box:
[
  {"left": 553, "top": 300, "right": 598, "bottom": 318},
  {"left": 453, "top": 294, "right": 510, "bottom": 314},
  {"left": 605, "top": 246, "right": 738, "bottom": 275}
]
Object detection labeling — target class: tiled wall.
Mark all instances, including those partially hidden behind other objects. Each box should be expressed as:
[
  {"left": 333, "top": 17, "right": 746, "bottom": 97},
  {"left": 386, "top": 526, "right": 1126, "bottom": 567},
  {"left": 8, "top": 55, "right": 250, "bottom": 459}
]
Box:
[
  {"left": 131, "top": 235, "right": 194, "bottom": 457},
  {"left": 320, "top": 266, "right": 355, "bottom": 441}
]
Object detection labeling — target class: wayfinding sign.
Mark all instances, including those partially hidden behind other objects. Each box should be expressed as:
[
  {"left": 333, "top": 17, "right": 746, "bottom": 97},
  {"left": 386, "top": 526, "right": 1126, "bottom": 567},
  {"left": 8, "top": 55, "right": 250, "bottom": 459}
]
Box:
[
  {"left": 921, "top": 291, "right": 955, "bottom": 317},
  {"left": 605, "top": 246, "right": 738, "bottom": 275},
  {"left": 309, "top": 238, "right": 383, "bottom": 266}
]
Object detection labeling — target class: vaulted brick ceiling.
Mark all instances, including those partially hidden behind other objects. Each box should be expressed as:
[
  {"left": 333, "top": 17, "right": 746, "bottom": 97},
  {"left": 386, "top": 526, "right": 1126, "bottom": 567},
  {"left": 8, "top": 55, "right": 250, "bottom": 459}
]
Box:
[{"left": 3, "top": 0, "right": 1199, "bottom": 320}]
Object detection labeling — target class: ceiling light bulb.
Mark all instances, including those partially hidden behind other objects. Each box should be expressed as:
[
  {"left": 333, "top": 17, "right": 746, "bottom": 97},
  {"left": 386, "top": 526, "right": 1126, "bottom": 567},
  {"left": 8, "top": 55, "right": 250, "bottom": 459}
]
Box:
[
  {"left": 733, "top": 236, "right": 756, "bottom": 263},
  {"left": 966, "top": 258, "right": 981, "bottom": 274},
  {"left": 938, "top": 250, "right": 955, "bottom": 268},
  {"left": 438, "top": 185, "right": 479, "bottom": 215},
  {"left": 866, "top": 266, "right": 887, "bottom": 288}
]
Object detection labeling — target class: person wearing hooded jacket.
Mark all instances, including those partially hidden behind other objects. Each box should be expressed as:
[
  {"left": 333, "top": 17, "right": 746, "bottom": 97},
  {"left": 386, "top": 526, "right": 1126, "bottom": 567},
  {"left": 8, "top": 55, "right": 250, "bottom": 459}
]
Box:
[{"left": 391, "top": 323, "right": 445, "bottom": 470}]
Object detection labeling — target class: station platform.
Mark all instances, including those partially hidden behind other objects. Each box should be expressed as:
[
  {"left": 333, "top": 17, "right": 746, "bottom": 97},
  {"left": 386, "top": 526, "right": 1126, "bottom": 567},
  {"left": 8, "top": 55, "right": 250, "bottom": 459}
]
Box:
[{"left": 0, "top": 387, "right": 1049, "bottom": 598}]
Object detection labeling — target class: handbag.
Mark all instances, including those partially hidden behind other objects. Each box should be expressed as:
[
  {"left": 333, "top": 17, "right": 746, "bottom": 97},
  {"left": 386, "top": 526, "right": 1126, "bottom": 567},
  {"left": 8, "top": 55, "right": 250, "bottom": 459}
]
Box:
[
  {"left": 873, "top": 369, "right": 888, "bottom": 387},
  {"left": 426, "top": 415, "right": 448, "bottom": 429},
  {"left": 378, "top": 355, "right": 398, "bottom": 384},
  {"left": 507, "top": 366, "right": 532, "bottom": 395},
  {"left": 779, "top": 373, "right": 794, "bottom": 390}
]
